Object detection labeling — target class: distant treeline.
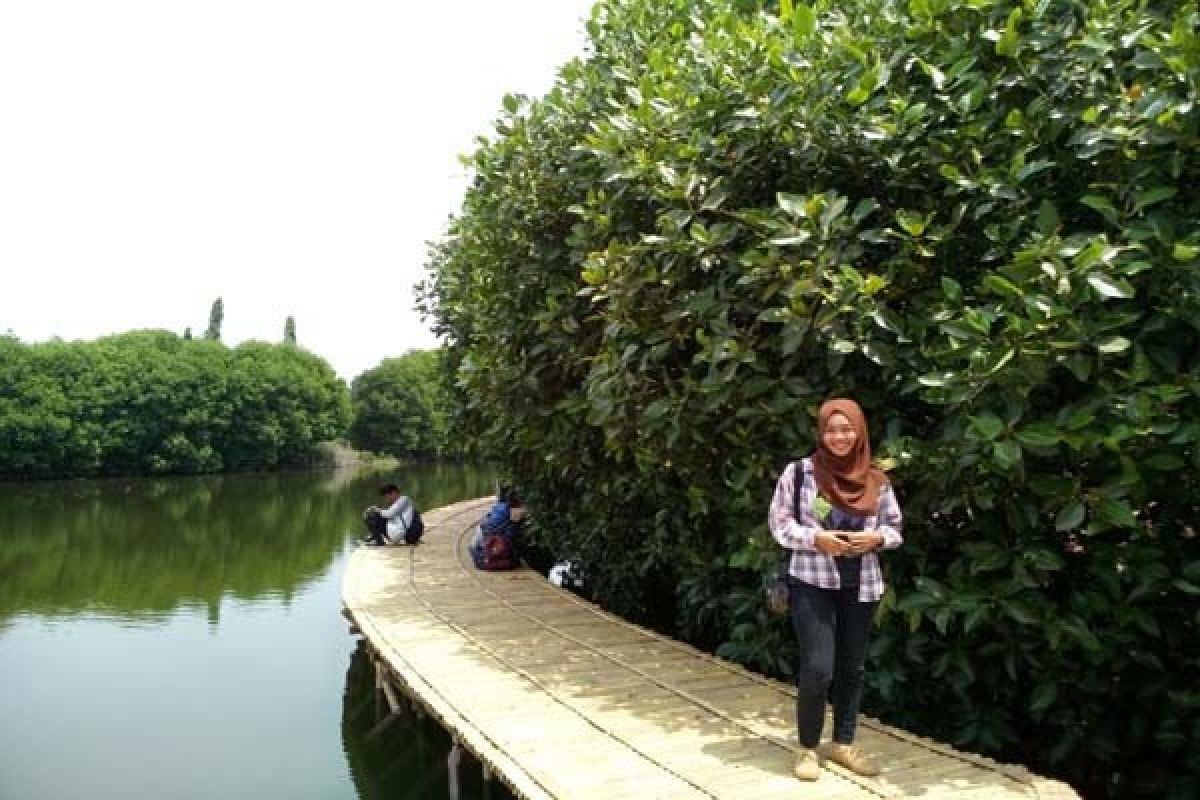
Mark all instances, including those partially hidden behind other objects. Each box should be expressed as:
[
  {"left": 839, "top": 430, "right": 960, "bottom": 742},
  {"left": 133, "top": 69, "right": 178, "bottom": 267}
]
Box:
[
  {"left": 0, "top": 330, "right": 351, "bottom": 478},
  {"left": 349, "top": 348, "right": 463, "bottom": 462}
]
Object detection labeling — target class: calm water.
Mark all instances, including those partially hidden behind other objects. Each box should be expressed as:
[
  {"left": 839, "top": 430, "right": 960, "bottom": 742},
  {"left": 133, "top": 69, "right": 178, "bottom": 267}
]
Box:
[{"left": 0, "top": 465, "right": 505, "bottom": 800}]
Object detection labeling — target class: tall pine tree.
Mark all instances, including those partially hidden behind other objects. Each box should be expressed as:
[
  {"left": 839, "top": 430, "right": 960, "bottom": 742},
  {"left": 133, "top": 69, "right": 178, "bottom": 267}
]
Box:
[
  {"left": 283, "top": 316, "right": 297, "bottom": 345},
  {"left": 204, "top": 297, "right": 223, "bottom": 341}
]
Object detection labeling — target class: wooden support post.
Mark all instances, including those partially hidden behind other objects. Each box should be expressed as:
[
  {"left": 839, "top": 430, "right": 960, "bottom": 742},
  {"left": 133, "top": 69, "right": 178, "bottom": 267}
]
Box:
[
  {"left": 447, "top": 739, "right": 462, "bottom": 800},
  {"left": 379, "top": 673, "right": 403, "bottom": 716},
  {"left": 364, "top": 710, "right": 401, "bottom": 741},
  {"left": 481, "top": 763, "right": 493, "bottom": 800},
  {"left": 373, "top": 667, "right": 386, "bottom": 721},
  {"left": 341, "top": 607, "right": 361, "bottom": 635},
  {"left": 365, "top": 669, "right": 407, "bottom": 741}
]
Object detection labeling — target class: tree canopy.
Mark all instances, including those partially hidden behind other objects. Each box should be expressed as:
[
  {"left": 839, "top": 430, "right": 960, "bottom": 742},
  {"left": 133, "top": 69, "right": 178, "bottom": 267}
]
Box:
[
  {"left": 0, "top": 330, "right": 350, "bottom": 478},
  {"left": 420, "top": 0, "right": 1200, "bottom": 796}
]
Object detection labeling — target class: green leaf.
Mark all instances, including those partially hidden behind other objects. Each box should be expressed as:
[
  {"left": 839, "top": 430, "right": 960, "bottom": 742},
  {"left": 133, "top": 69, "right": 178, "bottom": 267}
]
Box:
[
  {"left": 1086, "top": 273, "right": 1135, "bottom": 300},
  {"left": 983, "top": 275, "right": 1023, "bottom": 299},
  {"left": 1063, "top": 354, "right": 1092, "bottom": 382},
  {"left": 1055, "top": 500, "right": 1086, "bottom": 531},
  {"left": 1015, "top": 426, "right": 1059, "bottom": 448},
  {"left": 993, "top": 440, "right": 1021, "bottom": 468},
  {"left": 1030, "top": 683, "right": 1058, "bottom": 713},
  {"left": 969, "top": 413, "right": 1005, "bottom": 440},
  {"left": 1060, "top": 617, "right": 1103, "bottom": 652},
  {"left": 777, "top": 192, "right": 807, "bottom": 217},
  {"left": 1081, "top": 195, "right": 1119, "bottom": 225},
  {"left": 1145, "top": 454, "right": 1185, "bottom": 470},
  {"left": 779, "top": 0, "right": 794, "bottom": 21},
  {"left": 1015, "top": 159, "right": 1054, "bottom": 182},
  {"left": 728, "top": 548, "right": 754, "bottom": 569},
  {"left": 793, "top": 3, "right": 816, "bottom": 37},
  {"left": 1003, "top": 600, "right": 1037, "bottom": 626},
  {"left": 846, "top": 87, "right": 870, "bottom": 106},
  {"left": 1025, "top": 548, "right": 1064, "bottom": 572},
  {"left": 851, "top": 198, "right": 881, "bottom": 224},
  {"left": 1174, "top": 580, "right": 1200, "bottom": 596},
  {"left": 1096, "top": 336, "right": 1131, "bottom": 354},
  {"left": 939, "top": 163, "right": 961, "bottom": 181},
  {"left": 1094, "top": 497, "right": 1136, "bottom": 528},
  {"left": 918, "top": 372, "right": 953, "bottom": 387},
  {"left": 895, "top": 210, "right": 926, "bottom": 236},
  {"left": 861, "top": 341, "right": 894, "bottom": 366},
  {"left": 1133, "top": 187, "right": 1176, "bottom": 212},
  {"left": 941, "top": 277, "right": 962, "bottom": 302},
  {"left": 701, "top": 186, "right": 730, "bottom": 211},
  {"left": 870, "top": 308, "right": 903, "bottom": 334},
  {"left": 1036, "top": 200, "right": 1059, "bottom": 234},
  {"left": 1173, "top": 244, "right": 1199, "bottom": 262},
  {"left": 769, "top": 233, "right": 813, "bottom": 246}
]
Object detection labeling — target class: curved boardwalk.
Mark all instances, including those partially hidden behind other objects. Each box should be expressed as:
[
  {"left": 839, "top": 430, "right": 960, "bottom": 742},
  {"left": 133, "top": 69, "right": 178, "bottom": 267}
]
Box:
[{"left": 341, "top": 498, "right": 1080, "bottom": 800}]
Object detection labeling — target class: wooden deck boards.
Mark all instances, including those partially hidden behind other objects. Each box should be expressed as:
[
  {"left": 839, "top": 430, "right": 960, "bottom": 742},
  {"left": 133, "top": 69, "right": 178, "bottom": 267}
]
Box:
[{"left": 342, "top": 497, "right": 1080, "bottom": 800}]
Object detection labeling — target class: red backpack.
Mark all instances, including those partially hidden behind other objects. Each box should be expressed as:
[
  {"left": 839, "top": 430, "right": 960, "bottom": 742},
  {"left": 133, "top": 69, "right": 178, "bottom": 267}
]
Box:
[
  {"left": 481, "top": 530, "right": 517, "bottom": 570},
  {"left": 472, "top": 502, "right": 518, "bottom": 571}
]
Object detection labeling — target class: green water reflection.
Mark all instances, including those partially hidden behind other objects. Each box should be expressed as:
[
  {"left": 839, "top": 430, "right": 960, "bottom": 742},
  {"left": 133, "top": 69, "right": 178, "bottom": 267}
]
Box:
[{"left": 0, "top": 464, "right": 500, "bottom": 800}]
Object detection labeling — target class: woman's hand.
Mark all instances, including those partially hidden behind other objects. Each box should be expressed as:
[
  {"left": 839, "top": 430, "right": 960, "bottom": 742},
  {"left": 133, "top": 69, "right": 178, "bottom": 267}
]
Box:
[
  {"left": 843, "top": 530, "right": 884, "bottom": 554},
  {"left": 814, "top": 531, "right": 851, "bottom": 556}
]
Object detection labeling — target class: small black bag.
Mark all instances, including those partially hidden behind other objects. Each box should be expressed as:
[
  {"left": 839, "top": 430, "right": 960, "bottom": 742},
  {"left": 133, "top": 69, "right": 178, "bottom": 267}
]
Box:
[
  {"left": 766, "top": 568, "right": 790, "bottom": 615},
  {"left": 402, "top": 509, "right": 425, "bottom": 544},
  {"left": 766, "top": 461, "right": 806, "bottom": 615}
]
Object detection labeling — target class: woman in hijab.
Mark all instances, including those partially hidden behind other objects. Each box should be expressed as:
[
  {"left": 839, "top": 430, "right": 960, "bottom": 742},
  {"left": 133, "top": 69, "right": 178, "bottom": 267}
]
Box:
[{"left": 768, "top": 398, "right": 903, "bottom": 781}]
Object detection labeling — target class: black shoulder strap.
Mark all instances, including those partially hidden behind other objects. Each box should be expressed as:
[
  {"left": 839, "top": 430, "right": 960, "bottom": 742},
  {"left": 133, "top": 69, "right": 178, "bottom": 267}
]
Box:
[{"left": 792, "top": 460, "right": 805, "bottom": 521}]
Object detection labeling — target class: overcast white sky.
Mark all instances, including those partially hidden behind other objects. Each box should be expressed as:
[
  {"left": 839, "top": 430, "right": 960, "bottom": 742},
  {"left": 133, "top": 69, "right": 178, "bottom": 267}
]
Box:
[{"left": 0, "top": 1, "right": 593, "bottom": 381}]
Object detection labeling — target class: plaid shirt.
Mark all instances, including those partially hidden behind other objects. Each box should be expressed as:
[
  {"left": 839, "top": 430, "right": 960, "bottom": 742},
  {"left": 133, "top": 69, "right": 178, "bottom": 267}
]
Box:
[{"left": 768, "top": 458, "right": 903, "bottom": 602}]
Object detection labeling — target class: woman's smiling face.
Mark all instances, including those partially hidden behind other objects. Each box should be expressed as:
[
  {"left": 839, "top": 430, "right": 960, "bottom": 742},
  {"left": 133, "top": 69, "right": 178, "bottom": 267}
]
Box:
[{"left": 822, "top": 411, "right": 858, "bottom": 457}]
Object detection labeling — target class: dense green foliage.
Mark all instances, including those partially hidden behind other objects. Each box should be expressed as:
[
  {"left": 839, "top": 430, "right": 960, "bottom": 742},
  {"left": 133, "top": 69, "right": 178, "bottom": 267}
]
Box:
[
  {"left": 421, "top": 0, "right": 1200, "bottom": 796},
  {"left": 0, "top": 330, "right": 350, "bottom": 478},
  {"left": 349, "top": 349, "right": 460, "bottom": 461}
]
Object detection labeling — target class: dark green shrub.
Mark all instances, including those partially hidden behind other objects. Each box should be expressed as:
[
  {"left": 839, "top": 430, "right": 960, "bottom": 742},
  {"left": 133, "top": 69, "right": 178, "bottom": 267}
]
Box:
[{"left": 421, "top": 0, "right": 1200, "bottom": 796}]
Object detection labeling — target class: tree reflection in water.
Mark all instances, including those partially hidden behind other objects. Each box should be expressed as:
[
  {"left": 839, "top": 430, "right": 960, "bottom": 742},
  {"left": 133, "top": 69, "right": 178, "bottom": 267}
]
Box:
[
  {"left": 0, "top": 463, "right": 498, "bottom": 800},
  {"left": 0, "top": 465, "right": 493, "bottom": 625},
  {"left": 340, "top": 641, "right": 513, "bottom": 800}
]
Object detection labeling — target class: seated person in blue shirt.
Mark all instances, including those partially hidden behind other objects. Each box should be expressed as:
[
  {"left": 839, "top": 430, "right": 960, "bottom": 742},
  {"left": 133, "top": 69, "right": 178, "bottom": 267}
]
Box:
[{"left": 470, "top": 486, "right": 524, "bottom": 568}]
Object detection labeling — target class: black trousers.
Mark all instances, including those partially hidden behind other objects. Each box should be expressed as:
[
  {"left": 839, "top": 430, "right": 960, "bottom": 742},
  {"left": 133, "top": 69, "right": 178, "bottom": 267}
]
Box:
[{"left": 789, "top": 579, "right": 878, "bottom": 748}]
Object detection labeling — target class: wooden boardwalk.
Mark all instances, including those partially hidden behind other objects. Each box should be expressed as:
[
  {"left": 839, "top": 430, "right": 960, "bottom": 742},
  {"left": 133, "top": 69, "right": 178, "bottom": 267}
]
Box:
[{"left": 341, "top": 497, "right": 1080, "bottom": 800}]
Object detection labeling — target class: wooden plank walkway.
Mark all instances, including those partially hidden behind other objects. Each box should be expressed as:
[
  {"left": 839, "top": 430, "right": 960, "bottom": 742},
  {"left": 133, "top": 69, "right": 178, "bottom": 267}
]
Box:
[{"left": 341, "top": 497, "right": 1080, "bottom": 800}]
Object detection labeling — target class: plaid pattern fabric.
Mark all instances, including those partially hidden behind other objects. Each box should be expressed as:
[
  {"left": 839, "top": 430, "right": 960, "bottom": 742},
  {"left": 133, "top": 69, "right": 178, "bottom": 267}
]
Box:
[{"left": 768, "top": 458, "right": 903, "bottom": 602}]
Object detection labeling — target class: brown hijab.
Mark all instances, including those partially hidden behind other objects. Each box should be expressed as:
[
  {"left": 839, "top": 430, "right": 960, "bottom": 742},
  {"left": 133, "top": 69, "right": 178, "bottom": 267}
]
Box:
[{"left": 812, "top": 398, "right": 886, "bottom": 517}]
